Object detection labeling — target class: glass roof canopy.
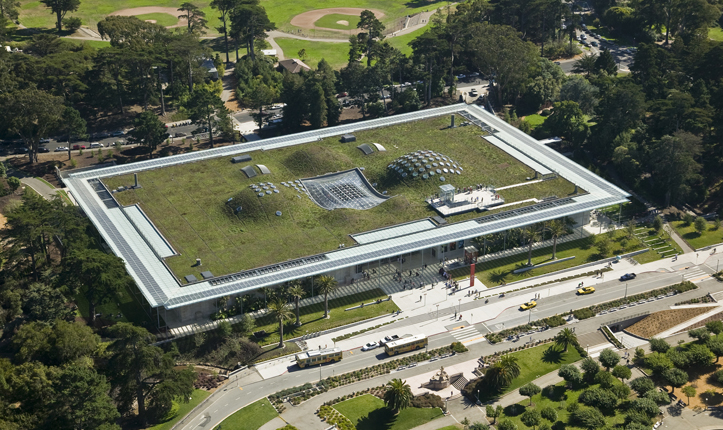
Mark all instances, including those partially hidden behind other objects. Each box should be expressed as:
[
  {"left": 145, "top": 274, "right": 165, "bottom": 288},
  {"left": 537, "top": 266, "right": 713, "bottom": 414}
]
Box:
[{"left": 64, "top": 104, "right": 630, "bottom": 310}]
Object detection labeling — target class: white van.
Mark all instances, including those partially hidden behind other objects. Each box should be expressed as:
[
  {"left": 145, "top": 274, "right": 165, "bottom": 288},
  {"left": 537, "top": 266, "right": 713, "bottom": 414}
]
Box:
[{"left": 90, "top": 142, "right": 104, "bottom": 148}]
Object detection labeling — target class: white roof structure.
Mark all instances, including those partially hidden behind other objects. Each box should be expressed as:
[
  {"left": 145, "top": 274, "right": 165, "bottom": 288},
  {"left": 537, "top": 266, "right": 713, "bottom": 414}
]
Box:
[{"left": 64, "top": 104, "right": 629, "bottom": 312}]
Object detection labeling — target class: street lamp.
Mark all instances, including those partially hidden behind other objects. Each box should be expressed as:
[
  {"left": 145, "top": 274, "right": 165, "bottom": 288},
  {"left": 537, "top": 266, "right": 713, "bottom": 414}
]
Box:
[
  {"left": 586, "top": 344, "right": 589, "bottom": 355},
  {"left": 624, "top": 283, "right": 628, "bottom": 299},
  {"left": 436, "top": 304, "right": 440, "bottom": 320},
  {"left": 458, "top": 299, "right": 462, "bottom": 315},
  {"left": 424, "top": 293, "right": 427, "bottom": 306}
]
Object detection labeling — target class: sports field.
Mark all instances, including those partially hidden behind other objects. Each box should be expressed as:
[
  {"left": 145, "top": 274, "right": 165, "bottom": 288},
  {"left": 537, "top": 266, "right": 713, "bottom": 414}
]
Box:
[
  {"left": 314, "top": 13, "right": 360, "bottom": 30},
  {"left": 103, "top": 115, "right": 577, "bottom": 281}
]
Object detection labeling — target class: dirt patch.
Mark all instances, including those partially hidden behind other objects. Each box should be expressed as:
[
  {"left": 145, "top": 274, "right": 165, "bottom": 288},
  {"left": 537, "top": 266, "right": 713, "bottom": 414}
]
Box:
[
  {"left": 145, "top": 19, "right": 157, "bottom": 24},
  {"left": 290, "top": 8, "right": 385, "bottom": 33},
  {"left": 626, "top": 307, "right": 715, "bottom": 338},
  {"left": 336, "top": 20, "right": 349, "bottom": 26},
  {"left": 109, "top": 7, "right": 186, "bottom": 28}
]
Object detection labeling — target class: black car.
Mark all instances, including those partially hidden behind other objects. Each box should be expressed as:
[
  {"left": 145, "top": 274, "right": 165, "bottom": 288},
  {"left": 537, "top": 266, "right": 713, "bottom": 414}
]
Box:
[
  {"left": 37, "top": 147, "right": 50, "bottom": 153},
  {"left": 13, "top": 147, "right": 28, "bottom": 154},
  {"left": 620, "top": 273, "right": 636, "bottom": 281}
]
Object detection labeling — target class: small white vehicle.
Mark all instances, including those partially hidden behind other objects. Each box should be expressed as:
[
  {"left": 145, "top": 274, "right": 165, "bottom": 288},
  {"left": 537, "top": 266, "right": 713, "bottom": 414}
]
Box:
[{"left": 361, "top": 342, "right": 379, "bottom": 351}]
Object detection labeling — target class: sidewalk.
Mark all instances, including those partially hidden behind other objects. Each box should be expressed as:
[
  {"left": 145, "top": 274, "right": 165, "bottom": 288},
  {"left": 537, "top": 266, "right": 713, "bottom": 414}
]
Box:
[{"left": 20, "top": 177, "right": 61, "bottom": 200}]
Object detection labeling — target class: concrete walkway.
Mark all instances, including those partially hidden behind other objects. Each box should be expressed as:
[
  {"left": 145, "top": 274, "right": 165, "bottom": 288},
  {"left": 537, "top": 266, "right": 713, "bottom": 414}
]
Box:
[
  {"left": 19, "top": 177, "right": 60, "bottom": 200},
  {"left": 667, "top": 223, "right": 695, "bottom": 253}
]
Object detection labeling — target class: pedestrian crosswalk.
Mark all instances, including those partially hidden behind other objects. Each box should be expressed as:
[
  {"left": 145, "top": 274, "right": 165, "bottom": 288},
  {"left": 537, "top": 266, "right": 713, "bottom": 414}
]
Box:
[
  {"left": 681, "top": 267, "right": 710, "bottom": 283},
  {"left": 451, "top": 325, "right": 486, "bottom": 346}
]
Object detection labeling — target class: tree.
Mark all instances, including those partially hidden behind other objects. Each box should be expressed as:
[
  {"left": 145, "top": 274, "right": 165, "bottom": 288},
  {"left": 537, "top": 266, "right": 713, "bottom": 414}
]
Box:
[
  {"left": 357, "top": 10, "right": 385, "bottom": 66},
  {"left": 694, "top": 216, "right": 707, "bottom": 234},
  {"left": 22, "top": 282, "right": 74, "bottom": 323},
  {"left": 521, "top": 408, "right": 541, "bottom": 429},
  {"left": 645, "top": 389, "right": 671, "bottom": 406},
  {"left": 599, "top": 348, "right": 620, "bottom": 370},
  {"left": 107, "top": 323, "right": 196, "bottom": 427},
  {"left": 47, "top": 364, "right": 120, "bottom": 430},
  {"left": 0, "top": 88, "right": 64, "bottom": 163},
  {"left": 316, "top": 275, "right": 337, "bottom": 319},
  {"left": 706, "top": 321, "right": 723, "bottom": 335},
  {"left": 581, "top": 357, "right": 600, "bottom": 382},
  {"left": 0, "top": 0, "right": 20, "bottom": 21},
  {"left": 687, "top": 343, "right": 714, "bottom": 366},
  {"left": 595, "top": 235, "right": 612, "bottom": 257},
  {"left": 546, "top": 101, "right": 588, "bottom": 146},
  {"left": 497, "top": 420, "right": 518, "bottom": 430},
  {"left": 185, "top": 87, "right": 228, "bottom": 148},
  {"left": 519, "top": 382, "right": 541, "bottom": 405},
  {"left": 12, "top": 320, "right": 99, "bottom": 366},
  {"left": 210, "top": 0, "right": 237, "bottom": 63},
  {"left": 681, "top": 385, "right": 696, "bottom": 405},
  {"left": 62, "top": 106, "right": 86, "bottom": 160},
  {"left": 470, "top": 423, "right": 490, "bottom": 430},
  {"left": 572, "top": 408, "right": 605, "bottom": 430},
  {"left": 594, "top": 369, "right": 616, "bottom": 389},
  {"left": 245, "top": 80, "right": 276, "bottom": 129},
  {"left": 546, "top": 220, "right": 566, "bottom": 260},
  {"left": 594, "top": 48, "right": 617, "bottom": 76},
  {"left": 630, "top": 377, "right": 655, "bottom": 396},
  {"left": 558, "top": 364, "right": 582, "bottom": 387},
  {"left": 63, "top": 248, "right": 132, "bottom": 326},
  {"left": 522, "top": 225, "right": 541, "bottom": 266},
  {"left": 572, "top": 53, "right": 598, "bottom": 77},
  {"left": 650, "top": 337, "right": 670, "bottom": 353},
  {"left": 485, "top": 355, "right": 521, "bottom": 390},
  {"left": 689, "top": 327, "right": 710, "bottom": 342},
  {"left": 553, "top": 328, "right": 577, "bottom": 353},
  {"left": 267, "top": 296, "right": 293, "bottom": 349},
  {"left": 540, "top": 406, "right": 557, "bottom": 422},
  {"left": 178, "top": 2, "right": 207, "bottom": 34},
  {"left": 579, "top": 387, "right": 618, "bottom": 410},
  {"left": 130, "top": 111, "right": 168, "bottom": 156},
  {"left": 236, "top": 313, "right": 255, "bottom": 336},
  {"left": 229, "top": 3, "right": 275, "bottom": 63},
  {"left": 40, "top": 0, "right": 80, "bottom": 32},
  {"left": 645, "top": 352, "right": 674, "bottom": 374},
  {"left": 612, "top": 365, "right": 632, "bottom": 383},
  {"left": 631, "top": 397, "right": 660, "bottom": 417},
  {"left": 485, "top": 405, "right": 500, "bottom": 424},
  {"left": 708, "top": 338, "right": 723, "bottom": 363},
  {"left": 7, "top": 176, "right": 20, "bottom": 193},
  {"left": 559, "top": 75, "right": 598, "bottom": 115},
  {"left": 383, "top": 378, "right": 412, "bottom": 414},
  {"left": 287, "top": 282, "right": 305, "bottom": 326},
  {"left": 649, "top": 132, "right": 702, "bottom": 206},
  {"left": 662, "top": 367, "right": 688, "bottom": 394}
]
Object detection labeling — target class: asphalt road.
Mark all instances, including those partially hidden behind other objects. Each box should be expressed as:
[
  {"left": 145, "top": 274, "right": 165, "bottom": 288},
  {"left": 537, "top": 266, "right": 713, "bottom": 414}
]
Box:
[{"left": 180, "top": 267, "right": 718, "bottom": 430}]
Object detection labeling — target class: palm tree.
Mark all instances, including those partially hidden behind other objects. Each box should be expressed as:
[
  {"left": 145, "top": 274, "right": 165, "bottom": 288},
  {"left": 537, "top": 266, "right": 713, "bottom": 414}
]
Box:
[
  {"left": 565, "top": 13, "right": 582, "bottom": 51},
  {"left": 572, "top": 53, "right": 598, "bottom": 78},
  {"left": 267, "top": 296, "right": 293, "bottom": 348},
  {"left": 316, "top": 275, "right": 338, "bottom": 319},
  {"left": 548, "top": 220, "right": 566, "bottom": 260},
  {"left": 554, "top": 328, "right": 577, "bottom": 352},
  {"left": 485, "top": 355, "right": 521, "bottom": 390},
  {"left": 383, "top": 378, "right": 413, "bottom": 414},
  {"left": 523, "top": 225, "right": 541, "bottom": 266},
  {"left": 287, "top": 281, "right": 305, "bottom": 326}
]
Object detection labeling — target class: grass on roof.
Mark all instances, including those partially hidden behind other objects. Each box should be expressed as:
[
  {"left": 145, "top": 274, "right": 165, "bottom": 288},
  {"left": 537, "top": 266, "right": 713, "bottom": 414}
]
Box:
[{"left": 103, "top": 115, "right": 577, "bottom": 281}]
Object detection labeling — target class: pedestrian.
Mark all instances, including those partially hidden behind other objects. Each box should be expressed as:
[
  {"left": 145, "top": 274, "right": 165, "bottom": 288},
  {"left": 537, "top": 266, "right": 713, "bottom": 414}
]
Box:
[
  {"left": 420, "top": 295, "right": 422, "bottom": 301},
  {"left": 454, "top": 310, "right": 457, "bottom": 318}
]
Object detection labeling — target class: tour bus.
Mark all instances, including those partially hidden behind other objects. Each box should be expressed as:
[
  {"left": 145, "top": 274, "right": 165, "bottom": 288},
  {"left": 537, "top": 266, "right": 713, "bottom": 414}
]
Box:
[
  {"left": 384, "top": 334, "right": 428, "bottom": 356},
  {"left": 295, "top": 347, "right": 342, "bottom": 368}
]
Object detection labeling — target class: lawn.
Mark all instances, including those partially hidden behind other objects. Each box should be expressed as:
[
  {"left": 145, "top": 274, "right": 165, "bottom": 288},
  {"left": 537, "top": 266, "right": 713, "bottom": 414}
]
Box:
[
  {"left": 499, "top": 381, "right": 628, "bottom": 430},
  {"left": 103, "top": 115, "right": 577, "bottom": 281},
  {"left": 671, "top": 220, "right": 723, "bottom": 250},
  {"left": 523, "top": 114, "right": 546, "bottom": 129},
  {"left": 134, "top": 12, "right": 180, "bottom": 27},
  {"left": 710, "top": 27, "right": 723, "bottom": 41},
  {"left": 275, "top": 38, "right": 349, "bottom": 70},
  {"left": 387, "top": 26, "right": 429, "bottom": 57},
  {"left": 505, "top": 343, "right": 582, "bottom": 393},
  {"left": 149, "top": 389, "right": 210, "bottom": 430},
  {"left": 334, "top": 394, "right": 444, "bottom": 430},
  {"left": 215, "top": 398, "right": 278, "bottom": 430},
  {"left": 314, "top": 13, "right": 360, "bottom": 30},
  {"left": 451, "top": 230, "right": 643, "bottom": 286},
  {"left": 64, "top": 38, "right": 111, "bottom": 49},
  {"left": 249, "top": 289, "right": 399, "bottom": 346},
  {"left": 73, "top": 282, "right": 159, "bottom": 327}
]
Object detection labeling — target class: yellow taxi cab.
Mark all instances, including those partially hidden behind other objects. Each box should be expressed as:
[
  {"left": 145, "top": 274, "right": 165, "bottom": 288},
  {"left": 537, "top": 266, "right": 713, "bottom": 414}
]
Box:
[
  {"left": 520, "top": 300, "right": 537, "bottom": 310},
  {"left": 577, "top": 286, "right": 596, "bottom": 295}
]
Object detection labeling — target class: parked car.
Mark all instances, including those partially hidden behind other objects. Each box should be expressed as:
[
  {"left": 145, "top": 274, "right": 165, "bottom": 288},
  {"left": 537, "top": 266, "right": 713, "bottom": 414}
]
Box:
[
  {"left": 37, "top": 147, "right": 50, "bottom": 153},
  {"left": 336, "top": 92, "right": 348, "bottom": 98},
  {"left": 72, "top": 144, "right": 86, "bottom": 150},
  {"left": 89, "top": 142, "right": 104, "bottom": 148},
  {"left": 111, "top": 130, "right": 125, "bottom": 137},
  {"left": 13, "top": 147, "right": 28, "bottom": 154},
  {"left": 591, "top": 41, "right": 599, "bottom": 47},
  {"left": 469, "top": 89, "right": 479, "bottom": 97},
  {"left": 55, "top": 146, "right": 68, "bottom": 152},
  {"left": 379, "top": 335, "right": 400, "bottom": 345},
  {"left": 39, "top": 138, "right": 50, "bottom": 143},
  {"left": 174, "top": 132, "right": 187, "bottom": 138},
  {"left": 620, "top": 273, "right": 636, "bottom": 281},
  {"left": 520, "top": 300, "right": 537, "bottom": 310},
  {"left": 361, "top": 341, "right": 379, "bottom": 351}
]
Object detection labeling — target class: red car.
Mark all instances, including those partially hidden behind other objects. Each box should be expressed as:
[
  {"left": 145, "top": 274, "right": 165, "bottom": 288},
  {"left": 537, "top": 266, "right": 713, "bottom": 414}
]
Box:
[
  {"left": 72, "top": 144, "right": 87, "bottom": 150},
  {"left": 336, "top": 92, "right": 348, "bottom": 98}
]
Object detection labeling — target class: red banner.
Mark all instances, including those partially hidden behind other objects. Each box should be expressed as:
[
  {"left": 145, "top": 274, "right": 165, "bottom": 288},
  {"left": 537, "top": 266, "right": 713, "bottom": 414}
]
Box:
[{"left": 470, "top": 263, "right": 475, "bottom": 287}]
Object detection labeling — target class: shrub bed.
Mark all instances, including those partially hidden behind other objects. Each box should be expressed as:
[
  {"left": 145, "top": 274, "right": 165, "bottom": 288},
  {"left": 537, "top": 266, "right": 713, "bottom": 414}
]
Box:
[
  {"left": 332, "top": 321, "right": 395, "bottom": 343},
  {"left": 601, "top": 326, "right": 624, "bottom": 349}
]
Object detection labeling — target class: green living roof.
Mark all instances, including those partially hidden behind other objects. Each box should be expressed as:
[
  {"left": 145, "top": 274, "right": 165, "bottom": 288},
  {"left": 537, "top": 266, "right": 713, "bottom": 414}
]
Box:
[{"left": 103, "top": 115, "right": 576, "bottom": 282}]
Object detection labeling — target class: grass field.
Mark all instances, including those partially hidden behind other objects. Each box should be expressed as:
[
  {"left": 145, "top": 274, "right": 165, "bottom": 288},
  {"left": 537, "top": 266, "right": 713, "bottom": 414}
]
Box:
[
  {"left": 671, "top": 220, "right": 723, "bottom": 250},
  {"left": 149, "top": 389, "right": 210, "bottom": 430},
  {"left": 523, "top": 114, "right": 546, "bottom": 129},
  {"left": 710, "top": 27, "right": 723, "bottom": 41},
  {"left": 499, "top": 380, "right": 628, "bottom": 429},
  {"left": 450, "top": 230, "right": 643, "bottom": 286},
  {"left": 73, "top": 282, "right": 158, "bottom": 327},
  {"left": 104, "top": 115, "right": 577, "bottom": 281},
  {"left": 135, "top": 12, "right": 180, "bottom": 27},
  {"left": 314, "top": 13, "right": 360, "bottom": 30},
  {"left": 215, "top": 398, "right": 278, "bottom": 430},
  {"left": 250, "top": 289, "right": 398, "bottom": 346},
  {"left": 505, "top": 343, "right": 582, "bottom": 393},
  {"left": 387, "top": 26, "right": 428, "bottom": 57},
  {"left": 275, "top": 38, "right": 349, "bottom": 70},
  {"left": 334, "top": 394, "right": 444, "bottom": 430}
]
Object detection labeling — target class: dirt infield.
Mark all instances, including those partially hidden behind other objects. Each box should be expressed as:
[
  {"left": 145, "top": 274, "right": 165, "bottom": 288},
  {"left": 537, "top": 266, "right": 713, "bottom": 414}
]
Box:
[
  {"left": 290, "top": 8, "right": 385, "bottom": 33},
  {"left": 109, "top": 7, "right": 186, "bottom": 28}
]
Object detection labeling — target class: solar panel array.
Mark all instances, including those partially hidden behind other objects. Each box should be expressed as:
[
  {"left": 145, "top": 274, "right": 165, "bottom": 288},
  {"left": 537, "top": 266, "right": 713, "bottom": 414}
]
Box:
[
  {"left": 475, "top": 197, "right": 576, "bottom": 225},
  {"left": 207, "top": 254, "right": 328, "bottom": 286},
  {"left": 301, "top": 169, "right": 388, "bottom": 211}
]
